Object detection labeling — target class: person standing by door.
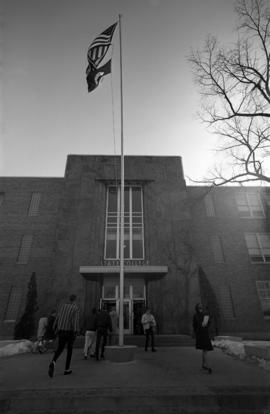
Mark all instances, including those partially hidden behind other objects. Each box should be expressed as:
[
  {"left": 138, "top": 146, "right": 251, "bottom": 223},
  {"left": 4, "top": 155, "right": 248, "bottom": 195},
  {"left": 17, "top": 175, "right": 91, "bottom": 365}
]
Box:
[
  {"left": 83, "top": 307, "right": 97, "bottom": 359},
  {"left": 95, "top": 305, "right": 112, "bottom": 360},
  {"left": 141, "top": 307, "right": 157, "bottom": 352},
  {"left": 48, "top": 294, "right": 80, "bottom": 377}
]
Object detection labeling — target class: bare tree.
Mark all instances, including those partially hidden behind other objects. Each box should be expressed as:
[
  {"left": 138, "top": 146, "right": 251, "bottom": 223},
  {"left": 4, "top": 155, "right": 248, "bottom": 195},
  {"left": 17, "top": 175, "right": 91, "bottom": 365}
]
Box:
[{"left": 189, "top": 0, "right": 270, "bottom": 185}]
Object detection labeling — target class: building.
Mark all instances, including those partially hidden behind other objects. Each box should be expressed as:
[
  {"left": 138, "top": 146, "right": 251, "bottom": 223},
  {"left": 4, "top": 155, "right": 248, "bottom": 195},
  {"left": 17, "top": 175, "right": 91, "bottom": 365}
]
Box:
[{"left": 0, "top": 155, "right": 269, "bottom": 339}]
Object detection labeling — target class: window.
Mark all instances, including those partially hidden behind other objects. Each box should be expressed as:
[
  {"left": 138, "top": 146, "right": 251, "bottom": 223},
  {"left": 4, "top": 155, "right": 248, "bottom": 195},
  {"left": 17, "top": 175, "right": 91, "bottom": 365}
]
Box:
[
  {"left": 17, "top": 234, "right": 33, "bottom": 264},
  {"left": 102, "top": 277, "right": 145, "bottom": 300},
  {"left": 218, "top": 285, "right": 235, "bottom": 319},
  {"left": 132, "top": 280, "right": 145, "bottom": 299},
  {"left": 235, "top": 192, "right": 264, "bottom": 218},
  {"left": 211, "top": 235, "right": 225, "bottom": 263},
  {"left": 5, "top": 286, "right": 22, "bottom": 321},
  {"left": 0, "top": 192, "right": 4, "bottom": 207},
  {"left": 103, "top": 284, "right": 117, "bottom": 299},
  {"left": 244, "top": 233, "right": 270, "bottom": 263},
  {"left": 28, "top": 192, "right": 41, "bottom": 216},
  {"left": 264, "top": 192, "right": 270, "bottom": 206},
  {"left": 204, "top": 194, "right": 216, "bottom": 217},
  {"left": 256, "top": 281, "right": 270, "bottom": 318},
  {"left": 105, "top": 186, "right": 144, "bottom": 260}
]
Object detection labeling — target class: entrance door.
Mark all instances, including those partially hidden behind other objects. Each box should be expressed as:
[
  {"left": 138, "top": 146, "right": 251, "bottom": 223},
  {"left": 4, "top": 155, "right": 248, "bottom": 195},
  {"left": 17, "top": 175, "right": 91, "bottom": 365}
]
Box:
[
  {"left": 101, "top": 277, "right": 146, "bottom": 334},
  {"left": 123, "top": 300, "right": 132, "bottom": 334},
  {"left": 133, "top": 301, "right": 145, "bottom": 335}
]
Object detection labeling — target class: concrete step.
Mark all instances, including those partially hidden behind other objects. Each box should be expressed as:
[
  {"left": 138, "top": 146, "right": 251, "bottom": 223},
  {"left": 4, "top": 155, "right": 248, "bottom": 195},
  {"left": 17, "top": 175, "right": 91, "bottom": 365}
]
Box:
[
  {"left": 1, "top": 387, "right": 269, "bottom": 413},
  {"left": 73, "top": 334, "right": 194, "bottom": 348}
]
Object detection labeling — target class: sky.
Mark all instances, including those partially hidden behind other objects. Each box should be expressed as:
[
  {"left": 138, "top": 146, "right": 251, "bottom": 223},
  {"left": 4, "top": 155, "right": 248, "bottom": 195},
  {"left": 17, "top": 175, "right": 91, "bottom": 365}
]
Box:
[{"left": 2, "top": 0, "right": 236, "bottom": 182}]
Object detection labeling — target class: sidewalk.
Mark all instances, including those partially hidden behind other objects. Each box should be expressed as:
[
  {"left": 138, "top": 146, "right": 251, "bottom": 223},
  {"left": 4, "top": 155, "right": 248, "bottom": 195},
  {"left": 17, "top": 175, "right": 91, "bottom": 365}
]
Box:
[{"left": 0, "top": 346, "right": 270, "bottom": 413}]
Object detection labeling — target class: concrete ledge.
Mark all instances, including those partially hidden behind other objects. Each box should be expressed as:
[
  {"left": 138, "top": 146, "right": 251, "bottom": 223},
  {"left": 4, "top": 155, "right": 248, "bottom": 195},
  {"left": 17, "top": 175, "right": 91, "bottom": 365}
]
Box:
[
  {"left": 244, "top": 344, "right": 270, "bottom": 360},
  {"left": 104, "top": 345, "right": 137, "bottom": 362}
]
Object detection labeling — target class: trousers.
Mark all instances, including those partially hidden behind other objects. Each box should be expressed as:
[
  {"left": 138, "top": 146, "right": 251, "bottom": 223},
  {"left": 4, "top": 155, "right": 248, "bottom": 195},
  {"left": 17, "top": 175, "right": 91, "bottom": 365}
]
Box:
[
  {"left": 95, "top": 327, "right": 108, "bottom": 358},
  {"left": 53, "top": 330, "right": 76, "bottom": 370},
  {"left": 84, "top": 330, "right": 96, "bottom": 356},
  {"left": 144, "top": 327, "right": 155, "bottom": 350}
]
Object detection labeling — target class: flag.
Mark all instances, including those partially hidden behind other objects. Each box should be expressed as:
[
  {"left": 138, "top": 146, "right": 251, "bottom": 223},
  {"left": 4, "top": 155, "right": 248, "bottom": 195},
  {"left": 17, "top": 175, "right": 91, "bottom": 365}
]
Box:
[
  {"left": 86, "top": 60, "right": 112, "bottom": 93},
  {"left": 86, "top": 23, "right": 117, "bottom": 93}
]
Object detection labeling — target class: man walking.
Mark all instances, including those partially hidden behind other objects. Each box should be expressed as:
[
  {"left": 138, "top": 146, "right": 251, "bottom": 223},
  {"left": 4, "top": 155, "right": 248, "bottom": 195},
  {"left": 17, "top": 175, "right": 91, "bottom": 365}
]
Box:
[
  {"left": 95, "top": 305, "right": 112, "bottom": 360},
  {"left": 141, "top": 307, "right": 157, "bottom": 352},
  {"left": 48, "top": 294, "right": 80, "bottom": 377}
]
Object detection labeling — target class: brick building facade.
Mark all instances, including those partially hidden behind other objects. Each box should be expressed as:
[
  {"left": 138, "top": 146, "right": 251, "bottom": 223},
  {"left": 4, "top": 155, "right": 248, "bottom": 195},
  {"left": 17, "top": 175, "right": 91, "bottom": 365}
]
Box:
[{"left": 0, "top": 155, "right": 269, "bottom": 339}]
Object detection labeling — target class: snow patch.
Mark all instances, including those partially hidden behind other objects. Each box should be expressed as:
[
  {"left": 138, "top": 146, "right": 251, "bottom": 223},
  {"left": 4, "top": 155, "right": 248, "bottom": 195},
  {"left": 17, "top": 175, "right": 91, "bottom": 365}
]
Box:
[
  {"left": 213, "top": 339, "right": 246, "bottom": 359},
  {"left": 0, "top": 340, "right": 33, "bottom": 357},
  {"left": 213, "top": 338, "right": 270, "bottom": 371}
]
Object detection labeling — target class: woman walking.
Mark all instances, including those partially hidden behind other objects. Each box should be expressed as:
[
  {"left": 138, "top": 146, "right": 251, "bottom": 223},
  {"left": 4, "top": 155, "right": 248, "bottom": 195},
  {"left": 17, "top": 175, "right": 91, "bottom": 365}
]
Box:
[{"left": 193, "top": 303, "right": 213, "bottom": 374}]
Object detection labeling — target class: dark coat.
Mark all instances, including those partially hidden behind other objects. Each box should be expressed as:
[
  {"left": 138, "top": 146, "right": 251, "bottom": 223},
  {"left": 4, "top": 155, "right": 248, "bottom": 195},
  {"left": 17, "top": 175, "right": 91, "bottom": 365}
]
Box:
[
  {"left": 94, "top": 310, "right": 112, "bottom": 332},
  {"left": 86, "top": 313, "right": 96, "bottom": 331},
  {"left": 193, "top": 312, "right": 213, "bottom": 351},
  {"left": 44, "top": 315, "right": 56, "bottom": 340}
]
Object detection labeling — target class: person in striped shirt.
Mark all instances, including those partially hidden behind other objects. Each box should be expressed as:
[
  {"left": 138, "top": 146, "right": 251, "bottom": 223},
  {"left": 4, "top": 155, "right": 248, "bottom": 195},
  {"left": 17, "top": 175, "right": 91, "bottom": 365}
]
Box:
[{"left": 48, "top": 294, "right": 80, "bottom": 377}]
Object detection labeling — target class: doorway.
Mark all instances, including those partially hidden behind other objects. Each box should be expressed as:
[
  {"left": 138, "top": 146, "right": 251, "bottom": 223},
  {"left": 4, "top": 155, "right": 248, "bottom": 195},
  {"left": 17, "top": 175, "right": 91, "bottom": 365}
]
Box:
[
  {"left": 101, "top": 277, "right": 146, "bottom": 334},
  {"left": 101, "top": 298, "right": 145, "bottom": 334}
]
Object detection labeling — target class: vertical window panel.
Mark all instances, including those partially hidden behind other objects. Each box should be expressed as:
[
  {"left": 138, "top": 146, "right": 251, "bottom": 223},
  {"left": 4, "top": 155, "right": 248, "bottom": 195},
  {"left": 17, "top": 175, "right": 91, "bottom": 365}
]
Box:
[
  {"left": 264, "top": 193, "right": 270, "bottom": 207},
  {"left": 244, "top": 233, "right": 270, "bottom": 263},
  {"left": 108, "top": 187, "right": 117, "bottom": 211},
  {"left": 211, "top": 235, "right": 225, "bottom": 263},
  {"left": 236, "top": 192, "right": 264, "bottom": 218},
  {"left": 219, "top": 285, "right": 235, "bottom": 319},
  {"left": 0, "top": 192, "right": 4, "bottom": 207},
  {"left": 5, "top": 286, "right": 22, "bottom": 321},
  {"left": 105, "top": 186, "right": 144, "bottom": 260},
  {"left": 132, "top": 187, "right": 142, "bottom": 212},
  {"left": 256, "top": 281, "right": 270, "bottom": 318},
  {"left": 204, "top": 194, "right": 216, "bottom": 217},
  {"left": 124, "top": 187, "right": 130, "bottom": 212},
  {"left": 28, "top": 192, "right": 41, "bottom": 216},
  {"left": 17, "top": 234, "right": 33, "bottom": 264}
]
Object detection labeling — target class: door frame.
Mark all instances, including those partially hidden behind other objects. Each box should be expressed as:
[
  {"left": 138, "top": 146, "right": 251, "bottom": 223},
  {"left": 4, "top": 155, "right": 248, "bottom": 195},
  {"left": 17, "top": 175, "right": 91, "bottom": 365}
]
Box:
[{"left": 100, "top": 279, "right": 146, "bottom": 334}]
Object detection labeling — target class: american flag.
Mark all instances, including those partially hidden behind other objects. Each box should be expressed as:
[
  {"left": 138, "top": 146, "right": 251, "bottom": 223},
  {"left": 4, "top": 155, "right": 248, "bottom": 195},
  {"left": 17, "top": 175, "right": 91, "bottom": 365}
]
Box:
[{"left": 87, "top": 23, "right": 117, "bottom": 68}]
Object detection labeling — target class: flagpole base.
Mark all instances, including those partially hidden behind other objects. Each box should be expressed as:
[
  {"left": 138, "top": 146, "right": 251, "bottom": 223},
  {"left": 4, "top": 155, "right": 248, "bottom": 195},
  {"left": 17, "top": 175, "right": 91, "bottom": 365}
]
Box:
[{"left": 104, "top": 345, "right": 137, "bottom": 362}]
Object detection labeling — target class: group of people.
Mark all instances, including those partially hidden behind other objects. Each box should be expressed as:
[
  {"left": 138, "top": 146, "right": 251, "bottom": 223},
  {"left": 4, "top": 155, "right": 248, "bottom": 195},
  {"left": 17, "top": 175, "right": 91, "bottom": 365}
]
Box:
[
  {"left": 47, "top": 297, "right": 120, "bottom": 378},
  {"left": 45, "top": 294, "right": 213, "bottom": 378},
  {"left": 83, "top": 305, "right": 114, "bottom": 361}
]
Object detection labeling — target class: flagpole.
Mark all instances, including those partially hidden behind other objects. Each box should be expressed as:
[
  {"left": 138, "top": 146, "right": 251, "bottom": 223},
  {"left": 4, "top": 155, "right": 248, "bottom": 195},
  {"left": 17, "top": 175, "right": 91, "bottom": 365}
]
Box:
[{"left": 118, "top": 13, "right": 124, "bottom": 347}]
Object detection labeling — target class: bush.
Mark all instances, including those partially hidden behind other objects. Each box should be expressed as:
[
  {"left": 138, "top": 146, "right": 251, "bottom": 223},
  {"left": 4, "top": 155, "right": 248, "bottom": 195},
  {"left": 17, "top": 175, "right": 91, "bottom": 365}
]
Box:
[{"left": 14, "top": 272, "right": 38, "bottom": 340}]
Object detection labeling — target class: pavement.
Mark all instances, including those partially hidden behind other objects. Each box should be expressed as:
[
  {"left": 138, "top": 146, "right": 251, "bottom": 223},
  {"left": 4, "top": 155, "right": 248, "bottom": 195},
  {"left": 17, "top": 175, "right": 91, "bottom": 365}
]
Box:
[{"left": 0, "top": 346, "right": 270, "bottom": 413}]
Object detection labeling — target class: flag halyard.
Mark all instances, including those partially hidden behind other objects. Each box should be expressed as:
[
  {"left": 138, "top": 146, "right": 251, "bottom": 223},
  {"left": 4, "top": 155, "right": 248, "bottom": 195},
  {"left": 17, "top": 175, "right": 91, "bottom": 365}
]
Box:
[{"left": 86, "top": 23, "right": 117, "bottom": 93}]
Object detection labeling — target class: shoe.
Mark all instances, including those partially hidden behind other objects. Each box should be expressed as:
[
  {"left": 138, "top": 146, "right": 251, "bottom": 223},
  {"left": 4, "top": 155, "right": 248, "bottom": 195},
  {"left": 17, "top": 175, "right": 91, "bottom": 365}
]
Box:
[
  {"left": 145, "top": 349, "right": 148, "bottom": 352},
  {"left": 48, "top": 361, "right": 55, "bottom": 378},
  {"left": 152, "top": 349, "right": 157, "bottom": 352},
  {"left": 202, "top": 365, "right": 212, "bottom": 374},
  {"left": 64, "top": 369, "right": 72, "bottom": 375},
  {"left": 84, "top": 355, "right": 88, "bottom": 360},
  {"left": 90, "top": 354, "right": 95, "bottom": 358}
]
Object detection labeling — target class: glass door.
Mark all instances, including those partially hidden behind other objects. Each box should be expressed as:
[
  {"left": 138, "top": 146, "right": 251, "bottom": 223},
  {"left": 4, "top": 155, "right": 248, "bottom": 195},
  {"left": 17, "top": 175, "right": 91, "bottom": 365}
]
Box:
[
  {"left": 123, "top": 300, "right": 132, "bottom": 334},
  {"left": 133, "top": 301, "right": 145, "bottom": 335},
  {"left": 101, "top": 277, "right": 146, "bottom": 334}
]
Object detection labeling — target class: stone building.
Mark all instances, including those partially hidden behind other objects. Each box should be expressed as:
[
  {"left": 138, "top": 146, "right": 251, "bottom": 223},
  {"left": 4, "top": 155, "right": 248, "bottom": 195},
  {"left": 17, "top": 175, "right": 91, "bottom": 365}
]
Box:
[{"left": 0, "top": 155, "right": 269, "bottom": 339}]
